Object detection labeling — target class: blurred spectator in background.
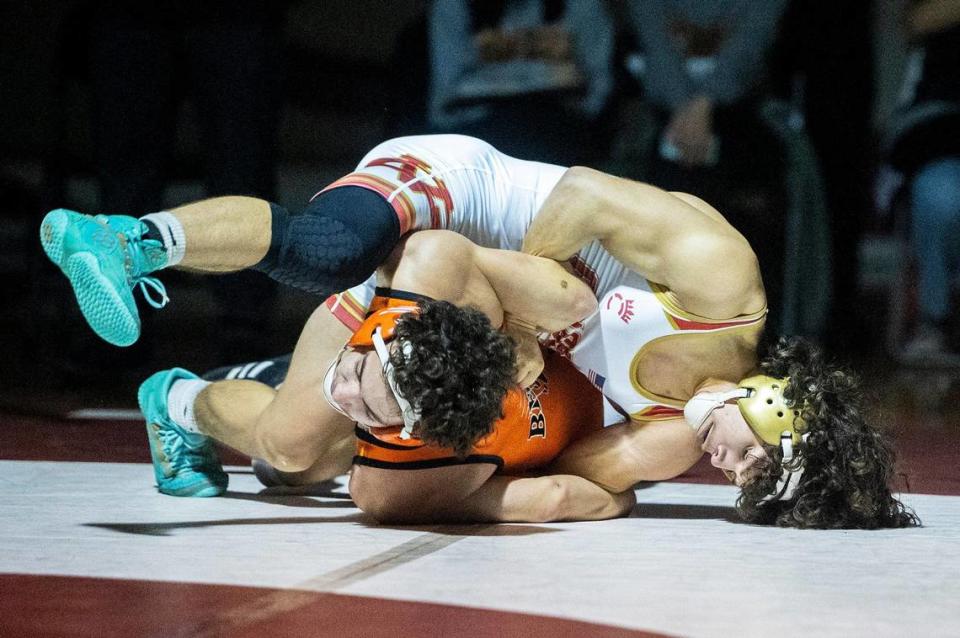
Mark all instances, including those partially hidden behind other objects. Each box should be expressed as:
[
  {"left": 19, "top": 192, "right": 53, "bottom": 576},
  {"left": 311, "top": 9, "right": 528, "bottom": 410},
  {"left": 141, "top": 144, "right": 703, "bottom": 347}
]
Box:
[
  {"left": 882, "top": 0, "right": 960, "bottom": 363},
  {"left": 771, "top": 0, "right": 875, "bottom": 352},
  {"left": 427, "top": 0, "right": 614, "bottom": 165},
  {"left": 623, "top": 0, "right": 789, "bottom": 330},
  {"left": 88, "top": 0, "right": 284, "bottom": 358}
]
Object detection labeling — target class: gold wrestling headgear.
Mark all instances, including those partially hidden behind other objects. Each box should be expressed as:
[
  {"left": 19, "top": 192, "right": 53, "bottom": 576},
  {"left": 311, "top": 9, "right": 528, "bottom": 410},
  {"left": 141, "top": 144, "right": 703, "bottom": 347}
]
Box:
[{"left": 736, "top": 375, "right": 806, "bottom": 446}]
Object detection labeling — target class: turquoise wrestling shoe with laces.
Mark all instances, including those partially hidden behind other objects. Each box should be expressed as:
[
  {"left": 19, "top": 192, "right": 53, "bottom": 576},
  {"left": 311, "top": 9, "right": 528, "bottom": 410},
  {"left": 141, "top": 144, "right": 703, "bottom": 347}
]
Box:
[
  {"left": 39, "top": 208, "right": 169, "bottom": 347},
  {"left": 139, "top": 368, "right": 228, "bottom": 497}
]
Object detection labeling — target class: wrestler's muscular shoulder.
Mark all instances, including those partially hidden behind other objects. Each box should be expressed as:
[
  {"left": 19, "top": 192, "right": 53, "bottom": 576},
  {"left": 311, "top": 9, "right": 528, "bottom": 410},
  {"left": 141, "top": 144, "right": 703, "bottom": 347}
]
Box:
[
  {"left": 665, "top": 190, "right": 767, "bottom": 317},
  {"left": 525, "top": 167, "right": 766, "bottom": 320}
]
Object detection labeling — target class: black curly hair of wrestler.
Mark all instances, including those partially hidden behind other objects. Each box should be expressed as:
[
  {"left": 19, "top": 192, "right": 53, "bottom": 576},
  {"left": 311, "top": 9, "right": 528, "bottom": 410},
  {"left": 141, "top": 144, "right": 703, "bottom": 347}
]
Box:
[
  {"left": 736, "top": 337, "right": 920, "bottom": 529},
  {"left": 388, "top": 299, "right": 517, "bottom": 457}
]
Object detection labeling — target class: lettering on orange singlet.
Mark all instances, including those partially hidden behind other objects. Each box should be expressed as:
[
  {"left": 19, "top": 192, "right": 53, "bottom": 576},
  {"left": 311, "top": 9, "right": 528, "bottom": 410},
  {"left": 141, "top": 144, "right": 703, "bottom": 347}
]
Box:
[{"left": 525, "top": 376, "right": 549, "bottom": 439}]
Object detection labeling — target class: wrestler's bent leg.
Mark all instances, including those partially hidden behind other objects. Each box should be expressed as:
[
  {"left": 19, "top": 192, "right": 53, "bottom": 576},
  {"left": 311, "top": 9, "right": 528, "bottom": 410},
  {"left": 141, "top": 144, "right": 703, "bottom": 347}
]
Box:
[
  {"left": 201, "top": 355, "right": 312, "bottom": 487},
  {"left": 40, "top": 185, "right": 399, "bottom": 346},
  {"left": 139, "top": 303, "right": 355, "bottom": 496}
]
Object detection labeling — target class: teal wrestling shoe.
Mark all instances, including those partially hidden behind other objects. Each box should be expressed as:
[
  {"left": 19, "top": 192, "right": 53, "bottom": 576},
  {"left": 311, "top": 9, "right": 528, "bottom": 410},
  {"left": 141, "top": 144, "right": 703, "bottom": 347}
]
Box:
[
  {"left": 138, "top": 368, "right": 227, "bottom": 497},
  {"left": 39, "top": 208, "right": 169, "bottom": 347}
]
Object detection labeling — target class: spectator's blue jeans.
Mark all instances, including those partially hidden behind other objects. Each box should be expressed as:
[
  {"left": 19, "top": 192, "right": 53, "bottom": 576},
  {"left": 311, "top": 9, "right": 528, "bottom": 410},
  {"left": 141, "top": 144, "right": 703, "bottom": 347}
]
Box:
[{"left": 911, "top": 157, "right": 960, "bottom": 322}]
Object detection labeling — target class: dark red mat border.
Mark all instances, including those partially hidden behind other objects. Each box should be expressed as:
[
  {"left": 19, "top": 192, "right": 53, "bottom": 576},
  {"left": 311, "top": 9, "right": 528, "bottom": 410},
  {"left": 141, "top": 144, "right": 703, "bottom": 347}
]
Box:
[{"left": 0, "top": 574, "right": 672, "bottom": 638}]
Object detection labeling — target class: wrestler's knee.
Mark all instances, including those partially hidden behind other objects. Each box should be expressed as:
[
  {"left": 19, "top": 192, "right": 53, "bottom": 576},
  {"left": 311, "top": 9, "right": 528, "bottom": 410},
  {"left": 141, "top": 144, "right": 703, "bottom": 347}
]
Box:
[
  {"left": 252, "top": 451, "right": 348, "bottom": 488},
  {"left": 255, "top": 426, "right": 317, "bottom": 474},
  {"left": 254, "top": 187, "right": 400, "bottom": 295},
  {"left": 255, "top": 409, "right": 354, "bottom": 476}
]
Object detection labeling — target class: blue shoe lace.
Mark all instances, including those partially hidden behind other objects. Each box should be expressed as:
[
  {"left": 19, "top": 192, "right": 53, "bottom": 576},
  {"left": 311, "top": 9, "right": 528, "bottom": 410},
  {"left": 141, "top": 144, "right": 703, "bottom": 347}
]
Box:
[
  {"left": 120, "top": 223, "right": 170, "bottom": 310},
  {"left": 137, "top": 277, "right": 170, "bottom": 309},
  {"left": 153, "top": 419, "right": 213, "bottom": 473}
]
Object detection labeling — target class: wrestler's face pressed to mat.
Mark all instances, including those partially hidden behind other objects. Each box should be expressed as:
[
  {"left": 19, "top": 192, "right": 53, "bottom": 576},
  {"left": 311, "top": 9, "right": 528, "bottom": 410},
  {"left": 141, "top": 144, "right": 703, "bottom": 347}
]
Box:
[
  {"left": 329, "top": 346, "right": 403, "bottom": 430},
  {"left": 695, "top": 392, "right": 770, "bottom": 487}
]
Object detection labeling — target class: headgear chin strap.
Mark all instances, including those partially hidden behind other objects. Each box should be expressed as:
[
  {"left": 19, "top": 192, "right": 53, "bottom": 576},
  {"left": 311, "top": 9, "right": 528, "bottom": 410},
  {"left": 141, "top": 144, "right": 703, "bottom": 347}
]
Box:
[
  {"left": 683, "top": 388, "right": 750, "bottom": 432},
  {"left": 370, "top": 327, "right": 421, "bottom": 440},
  {"left": 322, "top": 300, "right": 422, "bottom": 439},
  {"left": 322, "top": 358, "right": 349, "bottom": 418},
  {"left": 759, "top": 431, "right": 810, "bottom": 503}
]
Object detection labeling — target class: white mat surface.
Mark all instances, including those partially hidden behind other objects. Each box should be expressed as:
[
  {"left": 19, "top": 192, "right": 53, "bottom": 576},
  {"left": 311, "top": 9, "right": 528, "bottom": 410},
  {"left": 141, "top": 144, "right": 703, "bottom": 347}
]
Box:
[{"left": 1, "top": 461, "right": 957, "bottom": 638}]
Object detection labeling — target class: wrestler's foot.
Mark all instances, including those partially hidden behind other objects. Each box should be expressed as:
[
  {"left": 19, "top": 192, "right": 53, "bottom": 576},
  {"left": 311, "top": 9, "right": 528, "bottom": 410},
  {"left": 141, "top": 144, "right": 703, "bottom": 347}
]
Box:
[
  {"left": 139, "top": 368, "right": 227, "bottom": 497},
  {"left": 39, "top": 209, "right": 169, "bottom": 347}
]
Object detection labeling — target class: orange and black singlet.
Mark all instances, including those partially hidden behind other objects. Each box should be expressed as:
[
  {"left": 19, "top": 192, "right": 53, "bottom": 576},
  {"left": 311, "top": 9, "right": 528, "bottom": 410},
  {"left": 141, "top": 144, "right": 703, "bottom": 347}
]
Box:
[{"left": 354, "top": 349, "right": 604, "bottom": 475}]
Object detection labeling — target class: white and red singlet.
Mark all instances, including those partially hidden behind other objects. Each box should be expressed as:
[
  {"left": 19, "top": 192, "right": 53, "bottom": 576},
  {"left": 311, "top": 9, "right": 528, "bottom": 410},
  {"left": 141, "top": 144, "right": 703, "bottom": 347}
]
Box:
[{"left": 323, "top": 134, "right": 766, "bottom": 425}]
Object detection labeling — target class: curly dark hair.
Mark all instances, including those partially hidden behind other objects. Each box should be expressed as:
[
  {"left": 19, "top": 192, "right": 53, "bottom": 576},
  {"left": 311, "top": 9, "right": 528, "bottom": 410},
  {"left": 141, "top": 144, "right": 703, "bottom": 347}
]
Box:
[
  {"left": 388, "top": 299, "right": 517, "bottom": 456},
  {"left": 736, "top": 337, "right": 920, "bottom": 529}
]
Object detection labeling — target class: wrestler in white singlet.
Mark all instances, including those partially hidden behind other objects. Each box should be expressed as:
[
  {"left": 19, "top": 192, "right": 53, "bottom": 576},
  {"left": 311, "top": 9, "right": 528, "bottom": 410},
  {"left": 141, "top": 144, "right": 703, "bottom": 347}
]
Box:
[{"left": 323, "top": 135, "right": 766, "bottom": 425}]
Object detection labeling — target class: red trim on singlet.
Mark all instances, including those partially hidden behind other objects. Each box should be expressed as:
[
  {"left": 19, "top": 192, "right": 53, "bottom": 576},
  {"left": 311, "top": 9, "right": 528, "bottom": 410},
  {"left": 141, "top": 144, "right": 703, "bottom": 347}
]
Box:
[
  {"left": 324, "top": 293, "right": 366, "bottom": 332},
  {"left": 668, "top": 315, "right": 765, "bottom": 331},
  {"left": 635, "top": 405, "right": 685, "bottom": 420}
]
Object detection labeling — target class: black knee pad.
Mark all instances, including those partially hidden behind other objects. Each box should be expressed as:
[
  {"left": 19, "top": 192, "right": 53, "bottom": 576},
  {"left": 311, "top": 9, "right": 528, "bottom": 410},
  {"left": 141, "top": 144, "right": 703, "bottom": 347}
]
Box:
[
  {"left": 202, "top": 354, "right": 292, "bottom": 388},
  {"left": 255, "top": 186, "right": 400, "bottom": 295}
]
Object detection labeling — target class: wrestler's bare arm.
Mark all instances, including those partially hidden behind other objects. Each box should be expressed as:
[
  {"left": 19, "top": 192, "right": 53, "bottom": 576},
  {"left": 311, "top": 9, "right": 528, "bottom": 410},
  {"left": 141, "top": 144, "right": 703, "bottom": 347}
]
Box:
[
  {"left": 522, "top": 167, "right": 765, "bottom": 319},
  {"left": 443, "top": 474, "right": 636, "bottom": 523},
  {"left": 350, "top": 463, "right": 497, "bottom": 523},
  {"left": 194, "top": 304, "right": 356, "bottom": 474},
  {"left": 350, "top": 464, "right": 634, "bottom": 524},
  {"left": 547, "top": 417, "right": 703, "bottom": 493},
  {"left": 382, "top": 230, "right": 597, "bottom": 331},
  {"left": 381, "top": 230, "right": 597, "bottom": 386}
]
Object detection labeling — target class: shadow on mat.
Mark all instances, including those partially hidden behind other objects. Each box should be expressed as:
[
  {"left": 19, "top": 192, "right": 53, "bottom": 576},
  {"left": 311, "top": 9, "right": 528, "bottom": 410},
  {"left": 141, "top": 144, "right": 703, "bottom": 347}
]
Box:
[
  {"left": 630, "top": 503, "right": 740, "bottom": 522},
  {"left": 84, "top": 513, "right": 367, "bottom": 536},
  {"left": 85, "top": 518, "right": 558, "bottom": 537},
  {"left": 223, "top": 490, "right": 354, "bottom": 507},
  {"left": 371, "top": 523, "right": 562, "bottom": 537}
]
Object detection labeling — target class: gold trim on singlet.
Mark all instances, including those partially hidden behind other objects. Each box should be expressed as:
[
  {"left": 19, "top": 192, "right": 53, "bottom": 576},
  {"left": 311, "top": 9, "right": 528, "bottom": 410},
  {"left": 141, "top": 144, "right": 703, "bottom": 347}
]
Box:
[
  {"left": 648, "top": 281, "right": 768, "bottom": 328},
  {"left": 628, "top": 338, "right": 687, "bottom": 413},
  {"left": 627, "top": 323, "right": 767, "bottom": 418}
]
